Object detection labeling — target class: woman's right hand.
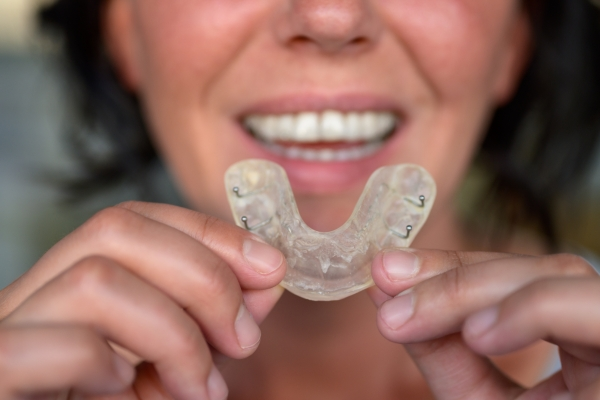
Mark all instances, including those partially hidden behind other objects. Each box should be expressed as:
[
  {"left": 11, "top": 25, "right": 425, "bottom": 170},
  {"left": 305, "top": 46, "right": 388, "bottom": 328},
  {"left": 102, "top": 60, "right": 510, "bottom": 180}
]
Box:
[{"left": 0, "top": 201, "right": 287, "bottom": 400}]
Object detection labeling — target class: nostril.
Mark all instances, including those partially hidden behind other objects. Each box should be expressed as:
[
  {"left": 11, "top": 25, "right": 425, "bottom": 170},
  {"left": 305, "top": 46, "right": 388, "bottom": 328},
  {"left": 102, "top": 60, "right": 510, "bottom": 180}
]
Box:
[
  {"left": 289, "top": 35, "right": 313, "bottom": 47},
  {"left": 349, "top": 37, "right": 368, "bottom": 46}
]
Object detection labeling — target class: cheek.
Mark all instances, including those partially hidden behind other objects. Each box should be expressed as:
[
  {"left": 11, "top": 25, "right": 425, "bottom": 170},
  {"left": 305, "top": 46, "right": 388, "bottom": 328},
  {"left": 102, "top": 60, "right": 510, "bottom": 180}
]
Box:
[
  {"left": 127, "top": 0, "right": 272, "bottom": 215},
  {"left": 380, "top": 0, "right": 521, "bottom": 202},
  {"left": 381, "top": 0, "right": 518, "bottom": 101},
  {"left": 131, "top": 0, "right": 270, "bottom": 104}
]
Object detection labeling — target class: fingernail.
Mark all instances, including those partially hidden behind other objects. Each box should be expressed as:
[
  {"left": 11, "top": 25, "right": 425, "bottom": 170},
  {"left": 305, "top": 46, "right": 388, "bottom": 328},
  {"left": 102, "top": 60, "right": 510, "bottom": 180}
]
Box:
[
  {"left": 207, "top": 366, "right": 229, "bottom": 400},
  {"left": 235, "top": 303, "right": 261, "bottom": 350},
  {"left": 379, "top": 291, "right": 414, "bottom": 330},
  {"left": 243, "top": 239, "right": 283, "bottom": 274},
  {"left": 466, "top": 306, "right": 499, "bottom": 338},
  {"left": 382, "top": 250, "right": 419, "bottom": 281},
  {"left": 549, "top": 392, "right": 573, "bottom": 400},
  {"left": 111, "top": 353, "right": 135, "bottom": 385}
]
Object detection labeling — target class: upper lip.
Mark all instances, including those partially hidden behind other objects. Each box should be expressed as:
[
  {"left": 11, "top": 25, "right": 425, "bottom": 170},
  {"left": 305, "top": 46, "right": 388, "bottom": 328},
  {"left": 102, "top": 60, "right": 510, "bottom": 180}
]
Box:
[{"left": 236, "top": 93, "right": 404, "bottom": 117}]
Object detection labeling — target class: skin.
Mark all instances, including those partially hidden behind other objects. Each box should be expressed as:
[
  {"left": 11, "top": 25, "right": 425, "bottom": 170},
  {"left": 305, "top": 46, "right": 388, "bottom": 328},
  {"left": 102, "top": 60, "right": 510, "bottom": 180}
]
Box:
[{"left": 0, "top": 0, "right": 599, "bottom": 399}]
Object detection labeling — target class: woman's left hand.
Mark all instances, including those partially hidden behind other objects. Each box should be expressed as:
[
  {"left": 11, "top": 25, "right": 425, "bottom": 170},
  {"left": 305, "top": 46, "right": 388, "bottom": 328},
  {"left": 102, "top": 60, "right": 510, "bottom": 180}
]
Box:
[{"left": 368, "top": 249, "right": 600, "bottom": 399}]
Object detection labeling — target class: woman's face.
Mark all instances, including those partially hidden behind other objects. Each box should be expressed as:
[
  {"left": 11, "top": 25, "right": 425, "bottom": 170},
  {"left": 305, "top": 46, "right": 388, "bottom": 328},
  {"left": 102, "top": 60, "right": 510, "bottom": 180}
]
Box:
[{"left": 105, "top": 0, "right": 530, "bottom": 233}]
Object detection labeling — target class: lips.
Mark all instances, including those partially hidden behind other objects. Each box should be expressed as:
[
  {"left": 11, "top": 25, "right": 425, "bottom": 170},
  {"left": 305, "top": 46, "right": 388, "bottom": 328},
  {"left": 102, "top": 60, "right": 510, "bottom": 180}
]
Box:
[
  {"left": 242, "top": 110, "right": 399, "bottom": 162},
  {"left": 233, "top": 95, "right": 406, "bottom": 194}
]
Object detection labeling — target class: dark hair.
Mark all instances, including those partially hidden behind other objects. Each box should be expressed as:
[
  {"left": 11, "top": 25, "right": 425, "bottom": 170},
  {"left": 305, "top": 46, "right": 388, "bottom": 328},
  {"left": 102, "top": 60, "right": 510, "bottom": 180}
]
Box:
[
  {"left": 39, "top": 0, "right": 600, "bottom": 249},
  {"left": 39, "top": 0, "right": 156, "bottom": 200},
  {"left": 480, "top": 0, "right": 600, "bottom": 248}
]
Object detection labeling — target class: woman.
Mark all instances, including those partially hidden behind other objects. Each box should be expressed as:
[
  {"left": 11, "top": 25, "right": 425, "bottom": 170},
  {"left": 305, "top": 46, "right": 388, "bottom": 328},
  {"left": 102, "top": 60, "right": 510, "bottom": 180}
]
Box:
[{"left": 1, "top": 0, "right": 600, "bottom": 398}]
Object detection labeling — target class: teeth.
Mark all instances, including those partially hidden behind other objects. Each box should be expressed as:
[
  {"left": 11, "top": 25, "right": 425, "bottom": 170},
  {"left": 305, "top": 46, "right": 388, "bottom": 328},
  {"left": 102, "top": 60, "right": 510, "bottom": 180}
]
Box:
[
  {"left": 265, "top": 142, "right": 382, "bottom": 162},
  {"left": 320, "top": 111, "right": 345, "bottom": 141},
  {"left": 296, "top": 112, "right": 320, "bottom": 142},
  {"left": 244, "top": 110, "right": 397, "bottom": 143},
  {"left": 346, "top": 112, "right": 362, "bottom": 141},
  {"left": 278, "top": 114, "right": 295, "bottom": 140}
]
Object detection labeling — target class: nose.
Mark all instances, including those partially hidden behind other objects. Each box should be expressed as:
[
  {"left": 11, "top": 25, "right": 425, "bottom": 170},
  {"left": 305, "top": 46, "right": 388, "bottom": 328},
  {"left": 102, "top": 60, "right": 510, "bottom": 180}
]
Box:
[{"left": 275, "top": 0, "right": 381, "bottom": 53}]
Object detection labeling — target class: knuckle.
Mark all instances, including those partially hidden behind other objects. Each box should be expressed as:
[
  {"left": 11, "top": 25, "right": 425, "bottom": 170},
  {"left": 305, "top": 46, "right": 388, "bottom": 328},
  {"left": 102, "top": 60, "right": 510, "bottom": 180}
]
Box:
[
  {"left": 191, "top": 214, "right": 222, "bottom": 245},
  {"left": 548, "top": 253, "right": 596, "bottom": 276},
  {"left": 446, "top": 250, "right": 468, "bottom": 270},
  {"left": 196, "top": 258, "right": 235, "bottom": 304},
  {"left": 115, "top": 200, "right": 146, "bottom": 211},
  {"left": 521, "top": 280, "right": 555, "bottom": 316},
  {"left": 81, "top": 206, "right": 139, "bottom": 242},
  {"left": 440, "top": 264, "right": 471, "bottom": 304},
  {"left": 64, "top": 257, "right": 122, "bottom": 298}
]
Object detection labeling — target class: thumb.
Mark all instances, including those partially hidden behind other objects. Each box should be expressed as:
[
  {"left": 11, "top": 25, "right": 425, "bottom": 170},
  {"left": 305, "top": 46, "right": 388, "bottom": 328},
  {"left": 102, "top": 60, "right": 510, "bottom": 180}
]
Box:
[
  {"left": 366, "top": 286, "right": 522, "bottom": 399},
  {"left": 405, "top": 333, "right": 522, "bottom": 400}
]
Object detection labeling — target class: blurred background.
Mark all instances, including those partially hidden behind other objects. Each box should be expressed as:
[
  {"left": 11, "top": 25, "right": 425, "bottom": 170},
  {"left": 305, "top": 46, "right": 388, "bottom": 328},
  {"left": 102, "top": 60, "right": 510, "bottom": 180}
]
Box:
[
  {"left": 1, "top": 1, "right": 600, "bottom": 292},
  {"left": 0, "top": 0, "right": 92, "bottom": 288}
]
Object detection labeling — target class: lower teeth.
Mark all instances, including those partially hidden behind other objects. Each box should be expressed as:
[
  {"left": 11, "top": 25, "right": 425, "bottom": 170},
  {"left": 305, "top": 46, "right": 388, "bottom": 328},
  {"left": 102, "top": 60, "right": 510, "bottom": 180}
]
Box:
[{"left": 264, "top": 142, "right": 382, "bottom": 162}]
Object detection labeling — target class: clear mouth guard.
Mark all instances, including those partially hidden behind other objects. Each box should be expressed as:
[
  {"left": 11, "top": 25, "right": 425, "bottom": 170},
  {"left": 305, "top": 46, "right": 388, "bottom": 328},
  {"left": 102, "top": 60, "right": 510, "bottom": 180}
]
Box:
[{"left": 225, "top": 159, "right": 436, "bottom": 301}]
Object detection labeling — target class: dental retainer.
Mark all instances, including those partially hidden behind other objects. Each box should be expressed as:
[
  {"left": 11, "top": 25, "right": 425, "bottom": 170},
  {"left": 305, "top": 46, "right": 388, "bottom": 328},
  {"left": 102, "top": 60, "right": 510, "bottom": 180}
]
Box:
[{"left": 225, "top": 159, "right": 436, "bottom": 301}]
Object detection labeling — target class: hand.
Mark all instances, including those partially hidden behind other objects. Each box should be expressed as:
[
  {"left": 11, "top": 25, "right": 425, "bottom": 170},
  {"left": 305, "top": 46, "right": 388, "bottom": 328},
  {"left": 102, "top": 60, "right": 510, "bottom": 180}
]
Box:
[
  {"left": 368, "top": 249, "right": 600, "bottom": 399},
  {"left": 0, "top": 201, "right": 286, "bottom": 400}
]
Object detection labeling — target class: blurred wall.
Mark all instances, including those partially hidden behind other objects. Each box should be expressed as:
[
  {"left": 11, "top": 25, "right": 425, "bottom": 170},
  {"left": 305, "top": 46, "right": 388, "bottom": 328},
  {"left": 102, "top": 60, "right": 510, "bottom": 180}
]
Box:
[
  {"left": 0, "top": 0, "right": 172, "bottom": 290},
  {"left": 0, "top": 0, "right": 46, "bottom": 51}
]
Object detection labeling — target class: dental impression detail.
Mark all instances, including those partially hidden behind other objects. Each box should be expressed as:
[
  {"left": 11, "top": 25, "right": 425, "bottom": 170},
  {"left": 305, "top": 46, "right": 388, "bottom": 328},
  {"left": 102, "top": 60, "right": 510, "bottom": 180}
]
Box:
[
  {"left": 243, "top": 111, "right": 397, "bottom": 162},
  {"left": 225, "top": 159, "right": 436, "bottom": 301}
]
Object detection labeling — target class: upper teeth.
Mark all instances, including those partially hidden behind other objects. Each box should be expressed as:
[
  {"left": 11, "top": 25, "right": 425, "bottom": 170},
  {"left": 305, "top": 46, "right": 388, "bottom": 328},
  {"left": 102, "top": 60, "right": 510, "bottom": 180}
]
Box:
[{"left": 243, "top": 111, "right": 397, "bottom": 143}]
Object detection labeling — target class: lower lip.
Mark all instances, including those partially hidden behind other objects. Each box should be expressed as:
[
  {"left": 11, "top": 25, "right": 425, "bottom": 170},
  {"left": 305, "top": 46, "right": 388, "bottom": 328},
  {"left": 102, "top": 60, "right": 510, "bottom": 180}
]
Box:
[{"left": 233, "top": 124, "right": 404, "bottom": 194}]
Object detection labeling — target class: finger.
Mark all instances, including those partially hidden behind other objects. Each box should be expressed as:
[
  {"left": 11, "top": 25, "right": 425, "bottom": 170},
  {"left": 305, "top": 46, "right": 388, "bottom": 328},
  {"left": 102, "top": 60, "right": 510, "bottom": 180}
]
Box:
[
  {"left": 404, "top": 334, "right": 522, "bottom": 400},
  {"left": 371, "top": 249, "right": 522, "bottom": 297},
  {"left": 0, "top": 325, "right": 133, "bottom": 397},
  {"left": 80, "top": 364, "right": 169, "bottom": 400},
  {"left": 3, "top": 257, "right": 228, "bottom": 400},
  {"left": 17, "top": 204, "right": 285, "bottom": 304},
  {"left": 116, "top": 202, "right": 287, "bottom": 326},
  {"left": 112, "top": 202, "right": 287, "bottom": 335},
  {"left": 22, "top": 207, "right": 269, "bottom": 357},
  {"left": 125, "top": 362, "right": 226, "bottom": 400},
  {"left": 365, "top": 285, "right": 392, "bottom": 308},
  {"left": 242, "top": 285, "right": 286, "bottom": 325},
  {"left": 463, "top": 277, "right": 600, "bottom": 356},
  {"left": 116, "top": 201, "right": 286, "bottom": 287},
  {"left": 376, "top": 254, "right": 595, "bottom": 343}
]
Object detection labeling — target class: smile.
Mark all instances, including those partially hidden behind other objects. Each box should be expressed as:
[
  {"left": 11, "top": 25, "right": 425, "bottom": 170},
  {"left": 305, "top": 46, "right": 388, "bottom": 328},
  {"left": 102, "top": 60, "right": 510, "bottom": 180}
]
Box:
[{"left": 242, "top": 110, "right": 398, "bottom": 162}]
